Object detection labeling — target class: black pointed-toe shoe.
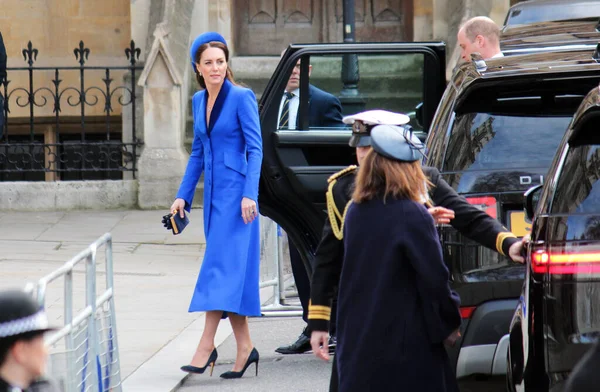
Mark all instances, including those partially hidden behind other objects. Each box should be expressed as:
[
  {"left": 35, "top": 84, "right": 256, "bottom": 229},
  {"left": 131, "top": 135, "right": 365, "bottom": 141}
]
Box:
[
  {"left": 220, "top": 347, "right": 259, "bottom": 379},
  {"left": 275, "top": 327, "right": 311, "bottom": 354},
  {"left": 181, "top": 348, "right": 218, "bottom": 376}
]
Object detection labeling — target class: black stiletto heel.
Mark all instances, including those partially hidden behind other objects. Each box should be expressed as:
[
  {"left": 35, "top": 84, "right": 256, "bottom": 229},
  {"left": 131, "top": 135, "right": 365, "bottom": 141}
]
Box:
[
  {"left": 220, "top": 347, "right": 259, "bottom": 379},
  {"left": 181, "top": 348, "right": 218, "bottom": 375}
]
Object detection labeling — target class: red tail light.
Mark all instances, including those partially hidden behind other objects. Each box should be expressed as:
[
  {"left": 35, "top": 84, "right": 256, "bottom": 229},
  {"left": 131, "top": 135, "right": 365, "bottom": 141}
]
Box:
[
  {"left": 532, "top": 247, "right": 600, "bottom": 274},
  {"left": 460, "top": 306, "right": 476, "bottom": 319},
  {"left": 466, "top": 196, "right": 497, "bottom": 219}
]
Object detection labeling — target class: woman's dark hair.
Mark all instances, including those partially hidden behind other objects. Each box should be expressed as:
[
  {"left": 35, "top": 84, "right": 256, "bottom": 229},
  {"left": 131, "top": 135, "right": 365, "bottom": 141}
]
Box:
[
  {"left": 0, "top": 331, "right": 43, "bottom": 366},
  {"left": 193, "top": 41, "right": 237, "bottom": 89},
  {"left": 353, "top": 148, "right": 431, "bottom": 204}
]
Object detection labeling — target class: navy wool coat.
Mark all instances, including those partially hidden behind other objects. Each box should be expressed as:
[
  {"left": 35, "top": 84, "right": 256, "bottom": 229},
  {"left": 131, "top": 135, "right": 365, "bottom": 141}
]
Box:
[
  {"left": 337, "top": 196, "right": 461, "bottom": 392},
  {"left": 176, "top": 79, "right": 263, "bottom": 317}
]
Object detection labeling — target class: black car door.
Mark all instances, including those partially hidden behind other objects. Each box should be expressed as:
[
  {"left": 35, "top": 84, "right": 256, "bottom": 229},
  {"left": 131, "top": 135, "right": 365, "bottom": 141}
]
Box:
[{"left": 257, "top": 43, "right": 446, "bottom": 274}]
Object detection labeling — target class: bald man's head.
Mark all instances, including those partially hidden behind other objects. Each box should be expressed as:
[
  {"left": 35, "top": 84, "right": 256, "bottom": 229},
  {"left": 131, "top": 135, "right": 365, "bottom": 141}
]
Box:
[{"left": 457, "top": 16, "right": 502, "bottom": 62}]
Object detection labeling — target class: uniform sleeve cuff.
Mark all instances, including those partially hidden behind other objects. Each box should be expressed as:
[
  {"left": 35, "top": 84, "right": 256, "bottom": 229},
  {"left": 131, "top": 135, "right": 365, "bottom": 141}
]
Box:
[
  {"left": 502, "top": 236, "right": 519, "bottom": 257},
  {"left": 307, "top": 301, "right": 331, "bottom": 332}
]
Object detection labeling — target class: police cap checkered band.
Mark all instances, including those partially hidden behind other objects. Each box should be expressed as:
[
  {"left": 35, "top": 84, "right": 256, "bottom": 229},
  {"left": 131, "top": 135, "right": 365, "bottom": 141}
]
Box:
[{"left": 0, "top": 310, "right": 49, "bottom": 338}]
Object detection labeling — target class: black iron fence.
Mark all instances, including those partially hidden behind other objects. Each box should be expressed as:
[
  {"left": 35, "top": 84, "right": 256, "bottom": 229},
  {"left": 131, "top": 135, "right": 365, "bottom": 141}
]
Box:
[{"left": 0, "top": 40, "right": 144, "bottom": 181}]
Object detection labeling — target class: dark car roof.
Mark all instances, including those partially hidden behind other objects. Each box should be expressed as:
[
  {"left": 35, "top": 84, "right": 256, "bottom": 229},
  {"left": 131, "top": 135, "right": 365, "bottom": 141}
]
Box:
[
  {"left": 504, "top": 0, "right": 600, "bottom": 27},
  {"left": 456, "top": 49, "right": 600, "bottom": 82},
  {"left": 501, "top": 18, "right": 600, "bottom": 54},
  {"left": 451, "top": 49, "right": 600, "bottom": 113}
]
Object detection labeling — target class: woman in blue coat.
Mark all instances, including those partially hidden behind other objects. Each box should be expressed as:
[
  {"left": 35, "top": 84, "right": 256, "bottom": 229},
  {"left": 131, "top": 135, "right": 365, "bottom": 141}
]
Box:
[
  {"left": 336, "top": 125, "right": 461, "bottom": 391},
  {"left": 171, "top": 32, "right": 262, "bottom": 379}
]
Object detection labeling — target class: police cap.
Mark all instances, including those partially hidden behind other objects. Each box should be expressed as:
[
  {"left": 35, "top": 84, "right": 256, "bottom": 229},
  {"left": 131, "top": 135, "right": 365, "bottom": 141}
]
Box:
[
  {"left": 0, "top": 290, "right": 56, "bottom": 340},
  {"left": 370, "top": 124, "right": 425, "bottom": 162},
  {"left": 343, "top": 110, "right": 410, "bottom": 148}
]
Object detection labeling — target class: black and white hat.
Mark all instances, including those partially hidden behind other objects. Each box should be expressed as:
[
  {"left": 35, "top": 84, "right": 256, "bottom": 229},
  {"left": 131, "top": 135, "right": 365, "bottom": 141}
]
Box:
[{"left": 0, "top": 290, "right": 56, "bottom": 340}]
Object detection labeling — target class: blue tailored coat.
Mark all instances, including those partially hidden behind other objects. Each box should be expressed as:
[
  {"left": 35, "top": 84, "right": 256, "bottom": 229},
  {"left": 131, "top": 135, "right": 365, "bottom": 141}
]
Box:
[
  {"left": 337, "top": 197, "right": 461, "bottom": 392},
  {"left": 176, "top": 79, "right": 263, "bottom": 317}
]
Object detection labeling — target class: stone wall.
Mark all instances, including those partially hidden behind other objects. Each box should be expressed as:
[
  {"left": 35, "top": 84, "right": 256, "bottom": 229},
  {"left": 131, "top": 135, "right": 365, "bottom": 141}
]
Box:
[{"left": 0, "top": 180, "right": 138, "bottom": 211}]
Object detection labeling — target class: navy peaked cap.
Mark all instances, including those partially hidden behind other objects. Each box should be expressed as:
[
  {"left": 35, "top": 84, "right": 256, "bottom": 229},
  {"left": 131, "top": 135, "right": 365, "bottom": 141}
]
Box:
[
  {"left": 190, "top": 32, "right": 227, "bottom": 66},
  {"left": 370, "top": 125, "right": 424, "bottom": 162}
]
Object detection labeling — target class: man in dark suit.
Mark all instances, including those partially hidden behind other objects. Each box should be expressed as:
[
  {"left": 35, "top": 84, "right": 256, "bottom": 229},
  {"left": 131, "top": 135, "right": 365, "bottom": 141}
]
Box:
[
  {"left": 275, "top": 57, "right": 343, "bottom": 355},
  {"left": 0, "top": 32, "right": 6, "bottom": 139}
]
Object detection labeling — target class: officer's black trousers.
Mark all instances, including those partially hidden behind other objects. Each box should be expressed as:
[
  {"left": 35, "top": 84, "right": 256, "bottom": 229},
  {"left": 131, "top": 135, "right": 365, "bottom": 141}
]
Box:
[
  {"left": 289, "top": 242, "right": 311, "bottom": 323},
  {"left": 289, "top": 242, "right": 338, "bottom": 335}
]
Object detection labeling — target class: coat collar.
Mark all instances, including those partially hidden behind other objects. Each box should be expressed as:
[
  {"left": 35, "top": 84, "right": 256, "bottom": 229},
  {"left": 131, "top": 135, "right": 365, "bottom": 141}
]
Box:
[{"left": 204, "top": 79, "right": 232, "bottom": 135}]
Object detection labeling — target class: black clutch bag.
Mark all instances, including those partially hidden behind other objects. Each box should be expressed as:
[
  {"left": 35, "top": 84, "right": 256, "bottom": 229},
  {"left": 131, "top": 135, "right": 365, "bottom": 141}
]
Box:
[{"left": 162, "top": 210, "right": 189, "bottom": 235}]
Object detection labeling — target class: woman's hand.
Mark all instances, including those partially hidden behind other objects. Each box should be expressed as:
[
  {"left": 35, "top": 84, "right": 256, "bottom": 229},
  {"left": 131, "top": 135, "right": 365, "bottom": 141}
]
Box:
[
  {"left": 310, "top": 331, "right": 330, "bottom": 361},
  {"left": 170, "top": 198, "right": 186, "bottom": 218},
  {"left": 428, "top": 206, "right": 455, "bottom": 225},
  {"left": 241, "top": 197, "right": 258, "bottom": 224}
]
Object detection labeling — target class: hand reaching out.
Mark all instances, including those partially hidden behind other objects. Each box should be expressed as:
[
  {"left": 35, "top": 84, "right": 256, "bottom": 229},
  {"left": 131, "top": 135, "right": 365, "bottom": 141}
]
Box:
[{"left": 428, "top": 206, "right": 455, "bottom": 225}]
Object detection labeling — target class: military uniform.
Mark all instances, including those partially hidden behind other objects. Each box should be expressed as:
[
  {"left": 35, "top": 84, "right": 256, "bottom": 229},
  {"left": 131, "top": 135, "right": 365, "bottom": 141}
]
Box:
[{"left": 308, "top": 165, "right": 518, "bottom": 333}]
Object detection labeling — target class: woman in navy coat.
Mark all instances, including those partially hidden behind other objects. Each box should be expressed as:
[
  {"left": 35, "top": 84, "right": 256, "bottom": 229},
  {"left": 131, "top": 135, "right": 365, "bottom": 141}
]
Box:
[
  {"left": 171, "top": 32, "right": 262, "bottom": 379},
  {"left": 336, "top": 125, "right": 461, "bottom": 391}
]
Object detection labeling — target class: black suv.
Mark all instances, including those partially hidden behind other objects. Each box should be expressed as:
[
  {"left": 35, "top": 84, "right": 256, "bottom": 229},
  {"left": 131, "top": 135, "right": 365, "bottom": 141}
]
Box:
[
  {"left": 255, "top": 40, "right": 600, "bottom": 388},
  {"left": 507, "top": 84, "right": 600, "bottom": 392},
  {"left": 423, "top": 48, "right": 600, "bottom": 383}
]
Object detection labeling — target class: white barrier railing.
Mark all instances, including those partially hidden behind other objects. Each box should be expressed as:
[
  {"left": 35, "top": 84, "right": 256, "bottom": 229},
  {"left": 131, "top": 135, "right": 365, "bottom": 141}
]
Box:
[
  {"left": 259, "top": 217, "right": 303, "bottom": 317},
  {"left": 30, "top": 233, "right": 121, "bottom": 392}
]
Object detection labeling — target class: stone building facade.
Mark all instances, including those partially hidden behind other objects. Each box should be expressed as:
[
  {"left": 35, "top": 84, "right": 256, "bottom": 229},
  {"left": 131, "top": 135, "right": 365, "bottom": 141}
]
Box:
[{"left": 0, "top": 0, "right": 521, "bottom": 210}]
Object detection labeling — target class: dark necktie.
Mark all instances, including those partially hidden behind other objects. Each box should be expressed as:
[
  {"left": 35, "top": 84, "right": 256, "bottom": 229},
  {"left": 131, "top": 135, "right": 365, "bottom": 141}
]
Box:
[{"left": 279, "top": 92, "right": 294, "bottom": 129}]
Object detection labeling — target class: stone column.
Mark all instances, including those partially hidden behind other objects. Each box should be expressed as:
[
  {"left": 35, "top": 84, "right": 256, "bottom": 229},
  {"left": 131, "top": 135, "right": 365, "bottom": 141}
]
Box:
[
  {"left": 137, "top": 23, "right": 188, "bottom": 209},
  {"left": 414, "top": 0, "right": 434, "bottom": 41}
]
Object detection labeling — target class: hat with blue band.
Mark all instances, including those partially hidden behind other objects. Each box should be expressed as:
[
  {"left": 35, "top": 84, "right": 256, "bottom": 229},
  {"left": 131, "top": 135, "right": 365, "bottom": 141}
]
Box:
[
  {"left": 190, "top": 32, "right": 227, "bottom": 67},
  {"left": 370, "top": 124, "right": 425, "bottom": 162}
]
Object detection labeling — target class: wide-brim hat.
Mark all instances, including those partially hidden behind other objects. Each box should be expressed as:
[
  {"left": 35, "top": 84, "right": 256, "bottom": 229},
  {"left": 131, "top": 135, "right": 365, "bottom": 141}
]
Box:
[
  {"left": 370, "top": 124, "right": 425, "bottom": 162},
  {"left": 190, "top": 32, "right": 227, "bottom": 67},
  {"left": 0, "top": 290, "right": 57, "bottom": 340},
  {"left": 343, "top": 109, "right": 410, "bottom": 126},
  {"left": 345, "top": 110, "right": 410, "bottom": 148}
]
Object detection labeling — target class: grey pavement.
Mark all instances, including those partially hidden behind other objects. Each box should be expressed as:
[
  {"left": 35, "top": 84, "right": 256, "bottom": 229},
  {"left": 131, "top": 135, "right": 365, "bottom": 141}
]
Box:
[
  {"left": 177, "top": 317, "right": 333, "bottom": 392},
  {"left": 0, "top": 209, "right": 503, "bottom": 392},
  {"left": 0, "top": 209, "right": 302, "bottom": 391}
]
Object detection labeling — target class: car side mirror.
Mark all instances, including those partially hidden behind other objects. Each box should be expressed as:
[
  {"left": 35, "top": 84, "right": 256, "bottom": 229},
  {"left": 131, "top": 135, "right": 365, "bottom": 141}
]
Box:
[{"left": 524, "top": 184, "right": 543, "bottom": 223}]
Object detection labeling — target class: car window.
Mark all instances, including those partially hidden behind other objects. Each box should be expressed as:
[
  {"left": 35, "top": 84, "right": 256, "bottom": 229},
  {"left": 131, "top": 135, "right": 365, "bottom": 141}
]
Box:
[
  {"left": 443, "top": 114, "right": 571, "bottom": 172},
  {"left": 275, "top": 53, "right": 425, "bottom": 131},
  {"left": 552, "top": 145, "right": 600, "bottom": 214}
]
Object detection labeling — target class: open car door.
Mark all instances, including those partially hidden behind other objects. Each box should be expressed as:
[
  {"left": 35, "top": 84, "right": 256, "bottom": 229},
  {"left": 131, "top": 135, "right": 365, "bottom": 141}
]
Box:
[{"left": 257, "top": 43, "right": 446, "bottom": 274}]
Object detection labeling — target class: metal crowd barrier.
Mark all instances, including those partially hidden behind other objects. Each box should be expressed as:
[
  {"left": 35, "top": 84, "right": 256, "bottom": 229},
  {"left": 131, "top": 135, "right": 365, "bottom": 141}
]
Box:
[
  {"left": 259, "top": 218, "right": 303, "bottom": 317},
  {"left": 29, "top": 233, "right": 122, "bottom": 392}
]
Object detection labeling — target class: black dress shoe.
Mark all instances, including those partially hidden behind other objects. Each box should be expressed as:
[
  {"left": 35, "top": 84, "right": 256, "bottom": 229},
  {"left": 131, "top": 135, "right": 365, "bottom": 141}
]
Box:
[{"left": 275, "top": 327, "right": 311, "bottom": 354}]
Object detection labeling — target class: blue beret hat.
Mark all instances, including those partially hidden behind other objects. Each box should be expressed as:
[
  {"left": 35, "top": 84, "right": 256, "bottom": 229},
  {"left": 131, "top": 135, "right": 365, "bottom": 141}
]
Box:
[
  {"left": 370, "top": 125, "right": 424, "bottom": 162},
  {"left": 190, "top": 32, "right": 227, "bottom": 66}
]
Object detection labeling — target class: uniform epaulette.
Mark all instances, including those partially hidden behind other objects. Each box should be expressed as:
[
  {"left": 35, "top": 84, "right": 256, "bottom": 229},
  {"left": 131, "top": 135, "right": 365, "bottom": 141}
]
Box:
[
  {"left": 327, "top": 165, "right": 357, "bottom": 184},
  {"left": 326, "top": 166, "right": 356, "bottom": 240}
]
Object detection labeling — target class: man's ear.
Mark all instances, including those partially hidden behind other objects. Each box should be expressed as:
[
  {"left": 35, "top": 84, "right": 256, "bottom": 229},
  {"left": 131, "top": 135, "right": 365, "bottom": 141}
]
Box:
[
  {"left": 475, "top": 34, "right": 485, "bottom": 48},
  {"left": 10, "top": 340, "right": 26, "bottom": 363},
  {"left": 308, "top": 64, "right": 313, "bottom": 77}
]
